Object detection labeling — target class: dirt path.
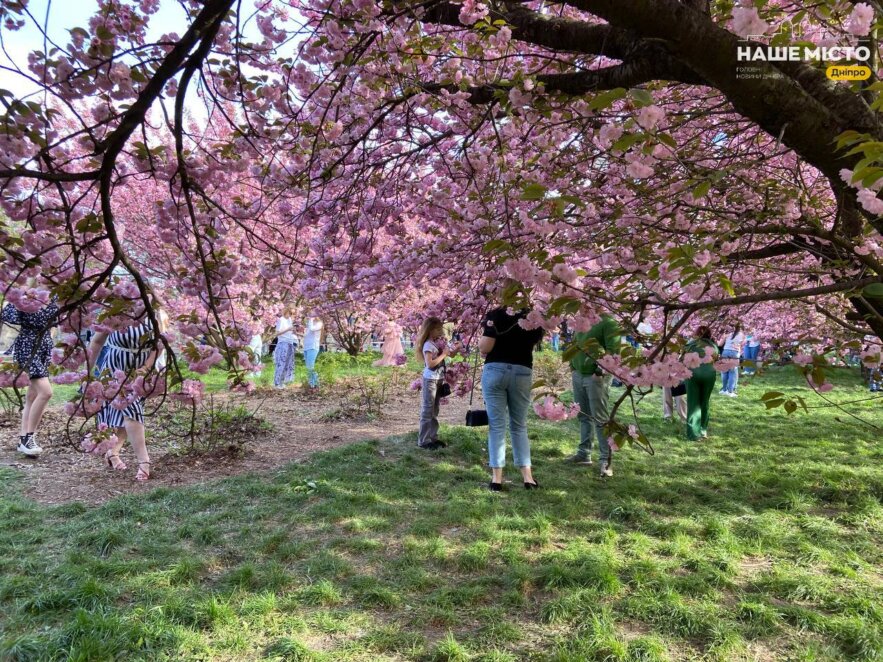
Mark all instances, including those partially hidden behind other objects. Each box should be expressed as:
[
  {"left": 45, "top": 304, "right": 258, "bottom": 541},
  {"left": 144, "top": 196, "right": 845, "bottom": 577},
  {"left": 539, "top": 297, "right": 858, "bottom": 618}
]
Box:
[{"left": 0, "top": 387, "right": 484, "bottom": 505}]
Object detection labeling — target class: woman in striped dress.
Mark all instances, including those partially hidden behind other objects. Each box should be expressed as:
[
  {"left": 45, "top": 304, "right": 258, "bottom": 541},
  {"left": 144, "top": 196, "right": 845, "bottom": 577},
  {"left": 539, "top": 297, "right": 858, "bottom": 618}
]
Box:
[{"left": 88, "top": 311, "right": 168, "bottom": 481}]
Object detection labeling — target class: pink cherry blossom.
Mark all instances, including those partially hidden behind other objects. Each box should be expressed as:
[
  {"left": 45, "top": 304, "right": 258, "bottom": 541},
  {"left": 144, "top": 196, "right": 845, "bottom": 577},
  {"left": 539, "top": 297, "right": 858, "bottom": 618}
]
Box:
[
  {"left": 730, "top": 7, "right": 769, "bottom": 38},
  {"left": 848, "top": 3, "right": 875, "bottom": 36}
]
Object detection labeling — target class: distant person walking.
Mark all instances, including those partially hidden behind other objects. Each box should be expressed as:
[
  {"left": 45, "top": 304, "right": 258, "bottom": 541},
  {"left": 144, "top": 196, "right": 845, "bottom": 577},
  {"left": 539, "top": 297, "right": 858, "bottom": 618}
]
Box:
[
  {"left": 303, "top": 315, "right": 323, "bottom": 388},
  {"left": 373, "top": 321, "right": 405, "bottom": 366},
  {"left": 719, "top": 324, "right": 745, "bottom": 396},
  {"left": 684, "top": 325, "right": 719, "bottom": 440},
  {"left": 248, "top": 332, "right": 264, "bottom": 379},
  {"left": 273, "top": 310, "right": 298, "bottom": 388},
  {"left": 742, "top": 332, "right": 761, "bottom": 375}
]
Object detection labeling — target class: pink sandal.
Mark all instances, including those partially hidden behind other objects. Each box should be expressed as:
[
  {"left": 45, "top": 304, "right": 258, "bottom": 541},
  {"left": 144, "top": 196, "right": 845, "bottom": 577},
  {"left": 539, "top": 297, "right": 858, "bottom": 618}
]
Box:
[
  {"left": 135, "top": 462, "right": 150, "bottom": 482},
  {"left": 105, "top": 451, "right": 127, "bottom": 471}
]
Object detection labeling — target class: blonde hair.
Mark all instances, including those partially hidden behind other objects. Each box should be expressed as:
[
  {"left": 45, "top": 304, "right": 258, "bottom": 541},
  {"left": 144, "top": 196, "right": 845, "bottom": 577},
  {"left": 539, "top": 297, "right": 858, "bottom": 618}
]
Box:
[{"left": 415, "top": 317, "right": 443, "bottom": 368}]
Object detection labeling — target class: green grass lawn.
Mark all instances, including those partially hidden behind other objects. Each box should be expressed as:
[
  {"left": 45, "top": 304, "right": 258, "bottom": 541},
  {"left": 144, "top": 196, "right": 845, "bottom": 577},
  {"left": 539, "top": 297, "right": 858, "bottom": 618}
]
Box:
[{"left": 1, "top": 367, "right": 882, "bottom": 661}]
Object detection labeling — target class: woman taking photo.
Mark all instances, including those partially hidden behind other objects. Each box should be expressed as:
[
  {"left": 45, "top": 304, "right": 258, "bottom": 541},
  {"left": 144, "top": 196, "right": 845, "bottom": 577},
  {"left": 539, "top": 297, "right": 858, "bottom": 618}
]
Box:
[
  {"left": 479, "top": 298, "right": 544, "bottom": 491},
  {"left": 415, "top": 317, "right": 461, "bottom": 449},
  {"left": 683, "top": 325, "right": 719, "bottom": 441}
]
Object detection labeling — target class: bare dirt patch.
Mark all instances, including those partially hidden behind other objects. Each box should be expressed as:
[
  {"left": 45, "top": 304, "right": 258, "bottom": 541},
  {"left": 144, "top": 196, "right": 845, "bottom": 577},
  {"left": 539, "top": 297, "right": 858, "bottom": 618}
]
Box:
[{"left": 0, "top": 386, "right": 482, "bottom": 506}]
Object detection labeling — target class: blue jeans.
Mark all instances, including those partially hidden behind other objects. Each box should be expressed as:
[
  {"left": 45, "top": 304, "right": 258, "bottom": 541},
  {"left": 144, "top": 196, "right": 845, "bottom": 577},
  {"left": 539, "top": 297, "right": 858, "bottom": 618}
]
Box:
[
  {"left": 551, "top": 333, "right": 560, "bottom": 352},
  {"left": 304, "top": 348, "right": 319, "bottom": 387},
  {"left": 92, "top": 344, "right": 109, "bottom": 377},
  {"left": 742, "top": 344, "right": 760, "bottom": 374},
  {"left": 721, "top": 349, "right": 740, "bottom": 392},
  {"left": 481, "top": 362, "right": 533, "bottom": 468}
]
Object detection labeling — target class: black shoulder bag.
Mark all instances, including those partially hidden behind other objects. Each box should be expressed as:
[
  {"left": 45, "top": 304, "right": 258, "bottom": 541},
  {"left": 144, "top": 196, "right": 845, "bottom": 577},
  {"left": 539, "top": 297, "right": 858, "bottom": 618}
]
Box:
[{"left": 465, "top": 346, "right": 488, "bottom": 426}]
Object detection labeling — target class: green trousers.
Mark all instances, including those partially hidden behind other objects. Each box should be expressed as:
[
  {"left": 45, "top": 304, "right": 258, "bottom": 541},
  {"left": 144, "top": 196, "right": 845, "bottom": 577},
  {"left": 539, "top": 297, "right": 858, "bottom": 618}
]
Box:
[{"left": 685, "top": 370, "right": 716, "bottom": 440}]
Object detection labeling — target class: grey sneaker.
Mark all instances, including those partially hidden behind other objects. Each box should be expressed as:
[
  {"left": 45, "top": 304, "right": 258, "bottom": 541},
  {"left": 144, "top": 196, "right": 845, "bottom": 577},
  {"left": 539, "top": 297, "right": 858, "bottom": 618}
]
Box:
[
  {"left": 600, "top": 462, "right": 613, "bottom": 477},
  {"left": 17, "top": 434, "right": 42, "bottom": 457},
  {"left": 564, "top": 453, "right": 592, "bottom": 465}
]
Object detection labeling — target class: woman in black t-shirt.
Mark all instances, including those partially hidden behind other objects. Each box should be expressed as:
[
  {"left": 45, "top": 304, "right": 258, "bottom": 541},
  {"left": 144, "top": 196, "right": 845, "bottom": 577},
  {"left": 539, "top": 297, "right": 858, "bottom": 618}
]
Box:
[{"left": 478, "top": 307, "right": 543, "bottom": 491}]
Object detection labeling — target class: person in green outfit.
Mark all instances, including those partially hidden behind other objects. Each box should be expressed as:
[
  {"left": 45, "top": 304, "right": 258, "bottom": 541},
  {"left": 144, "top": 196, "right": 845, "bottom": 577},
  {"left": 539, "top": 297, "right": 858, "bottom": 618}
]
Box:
[
  {"left": 565, "top": 315, "right": 621, "bottom": 477},
  {"left": 683, "top": 325, "right": 719, "bottom": 441}
]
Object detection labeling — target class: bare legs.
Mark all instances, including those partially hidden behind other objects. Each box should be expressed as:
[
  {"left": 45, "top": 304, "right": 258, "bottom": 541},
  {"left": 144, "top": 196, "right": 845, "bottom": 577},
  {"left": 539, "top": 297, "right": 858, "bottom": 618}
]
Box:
[
  {"left": 20, "top": 377, "right": 52, "bottom": 436},
  {"left": 109, "top": 418, "right": 150, "bottom": 479}
]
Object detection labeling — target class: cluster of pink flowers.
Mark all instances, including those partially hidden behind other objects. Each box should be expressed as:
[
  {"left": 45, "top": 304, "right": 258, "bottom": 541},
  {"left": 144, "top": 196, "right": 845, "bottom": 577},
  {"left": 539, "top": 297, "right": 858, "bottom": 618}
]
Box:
[
  {"left": 848, "top": 3, "right": 875, "bottom": 36},
  {"left": 730, "top": 6, "right": 769, "bottom": 38},
  {"left": 533, "top": 396, "right": 580, "bottom": 421},
  {"left": 172, "top": 379, "right": 205, "bottom": 404},
  {"left": 80, "top": 423, "right": 116, "bottom": 455},
  {"left": 0, "top": 370, "right": 31, "bottom": 389}
]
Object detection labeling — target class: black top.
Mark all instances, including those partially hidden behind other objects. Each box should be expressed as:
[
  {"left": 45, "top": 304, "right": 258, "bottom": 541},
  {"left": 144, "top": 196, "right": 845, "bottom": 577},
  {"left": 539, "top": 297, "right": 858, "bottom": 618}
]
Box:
[{"left": 482, "top": 307, "right": 544, "bottom": 368}]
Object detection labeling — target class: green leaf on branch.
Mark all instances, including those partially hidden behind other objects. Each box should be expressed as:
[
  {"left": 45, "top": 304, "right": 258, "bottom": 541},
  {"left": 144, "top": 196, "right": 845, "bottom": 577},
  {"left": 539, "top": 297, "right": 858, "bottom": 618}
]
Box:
[
  {"left": 764, "top": 398, "right": 786, "bottom": 409},
  {"left": 520, "top": 182, "right": 547, "bottom": 200},
  {"left": 588, "top": 88, "right": 627, "bottom": 110},
  {"left": 629, "top": 88, "right": 653, "bottom": 107},
  {"left": 761, "top": 391, "right": 785, "bottom": 401},
  {"left": 657, "top": 133, "right": 677, "bottom": 149},
  {"left": 834, "top": 130, "right": 873, "bottom": 151},
  {"left": 783, "top": 400, "right": 797, "bottom": 415},
  {"left": 692, "top": 181, "right": 712, "bottom": 199},
  {"left": 482, "top": 239, "right": 512, "bottom": 254},
  {"left": 863, "top": 282, "right": 883, "bottom": 298},
  {"left": 611, "top": 133, "right": 645, "bottom": 153}
]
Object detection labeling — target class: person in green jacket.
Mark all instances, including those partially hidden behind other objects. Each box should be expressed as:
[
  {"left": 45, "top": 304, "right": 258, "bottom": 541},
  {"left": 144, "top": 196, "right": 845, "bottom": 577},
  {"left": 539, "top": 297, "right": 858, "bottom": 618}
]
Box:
[
  {"left": 565, "top": 315, "right": 621, "bottom": 477},
  {"left": 683, "top": 325, "right": 719, "bottom": 441}
]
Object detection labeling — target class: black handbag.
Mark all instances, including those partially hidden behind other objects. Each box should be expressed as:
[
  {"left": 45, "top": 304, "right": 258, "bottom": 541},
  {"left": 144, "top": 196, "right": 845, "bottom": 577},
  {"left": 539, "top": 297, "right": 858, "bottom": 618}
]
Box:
[
  {"left": 464, "top": 342, "right": 488, "bottom": 427},
  {"left": 671, "top": 382, "right": 687, "bottom": 397},
  {"left": 465, "top": 408, "right": 489, "bottom": 427},
  {"left": 438, "top": 381, "right": 452, "bottom": 398}
]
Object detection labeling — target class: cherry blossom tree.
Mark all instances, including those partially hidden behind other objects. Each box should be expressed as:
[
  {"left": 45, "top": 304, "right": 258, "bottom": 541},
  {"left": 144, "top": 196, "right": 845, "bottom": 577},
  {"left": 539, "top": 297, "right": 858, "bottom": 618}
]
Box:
[{"left": 1, "top": 0, "right": 882, "bottom": 431}]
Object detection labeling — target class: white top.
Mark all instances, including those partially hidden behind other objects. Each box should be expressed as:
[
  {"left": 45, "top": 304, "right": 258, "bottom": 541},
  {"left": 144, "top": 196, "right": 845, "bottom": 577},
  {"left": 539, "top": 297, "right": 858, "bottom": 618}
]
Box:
[
  {"left": 723, "top": 332, "right": 746, "bottom": 353},
  {"left": 248, "top": 333, "right": 263, "bottom": 358},
  {"left": 637, "top": 322, "right": 654, "bottom": 335},
  {"left": 303, "top": 318, "right": 323, "bottom": 351},
  {"left": 422, "top": 340, "right": 443, "bottom": 380},
  {"left": 276, "top": 317, "right": 297, "bottom": 344}
]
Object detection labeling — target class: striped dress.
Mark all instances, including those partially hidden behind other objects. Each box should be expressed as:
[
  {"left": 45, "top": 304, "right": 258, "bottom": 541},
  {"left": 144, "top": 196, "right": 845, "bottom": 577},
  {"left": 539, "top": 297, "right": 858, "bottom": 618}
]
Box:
[{"left": 96, "top": 321, "right": 156, "bottom": 428}]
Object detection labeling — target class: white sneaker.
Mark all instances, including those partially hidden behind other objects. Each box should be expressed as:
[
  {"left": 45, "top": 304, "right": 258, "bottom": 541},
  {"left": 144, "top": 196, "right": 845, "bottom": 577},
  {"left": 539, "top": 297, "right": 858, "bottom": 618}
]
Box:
[
  {"left": 719, "top": 389, "right": 727, "bottom": 395},
  {"left": 17, "top": 434, "right": 42, "bottom": 457},
  {"left": 600, "top": 462, "right": 613, "bottom": 477},
  {"left": 728, "top": 392, "right": 738, "bottom": 398}
]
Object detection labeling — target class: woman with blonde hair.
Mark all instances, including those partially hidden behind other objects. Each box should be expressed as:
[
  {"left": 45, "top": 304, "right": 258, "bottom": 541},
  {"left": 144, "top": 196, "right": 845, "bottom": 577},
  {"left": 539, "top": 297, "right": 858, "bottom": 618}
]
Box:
[{"left": 415, "top": 317, "right": 461, "bottom": 449}]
